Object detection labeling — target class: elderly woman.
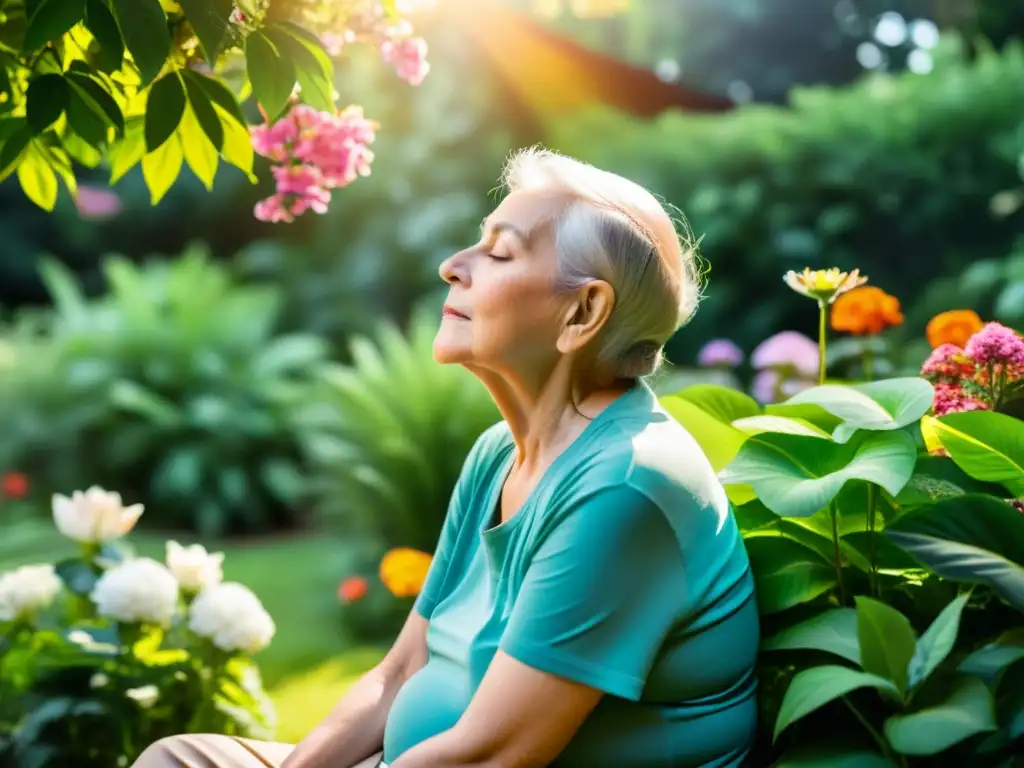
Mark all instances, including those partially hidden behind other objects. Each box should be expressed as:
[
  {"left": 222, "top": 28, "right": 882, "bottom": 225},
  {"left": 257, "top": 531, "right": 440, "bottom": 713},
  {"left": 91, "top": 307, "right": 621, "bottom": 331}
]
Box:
[{"left": 134, "top": 148, "right": 760, "bottom": 768}]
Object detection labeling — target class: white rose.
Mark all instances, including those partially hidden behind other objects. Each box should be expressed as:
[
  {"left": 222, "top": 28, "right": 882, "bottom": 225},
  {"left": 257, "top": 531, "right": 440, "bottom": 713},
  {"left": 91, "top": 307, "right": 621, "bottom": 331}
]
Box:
[
  {"left": 52, "top": 486, "right": 144, "bottom": 543},
  {"left": 166, "top": 541, "right": 224, "bottom": 593},
  {"left": 188, "top": 582, "right": 275, "bottom": 654},
  {"left": 90, "top": 557, "right": 179, "bottom": 626},
  {"left": 0, "top": 564, "right": 62, "bottom": 621}
]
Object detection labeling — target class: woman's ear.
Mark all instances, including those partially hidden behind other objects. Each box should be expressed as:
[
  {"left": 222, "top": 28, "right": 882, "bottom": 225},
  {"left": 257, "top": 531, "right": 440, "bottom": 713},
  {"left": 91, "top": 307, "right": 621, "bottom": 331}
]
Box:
[{"left": 557, "top": 281, "right": 615, "bottom": 354}]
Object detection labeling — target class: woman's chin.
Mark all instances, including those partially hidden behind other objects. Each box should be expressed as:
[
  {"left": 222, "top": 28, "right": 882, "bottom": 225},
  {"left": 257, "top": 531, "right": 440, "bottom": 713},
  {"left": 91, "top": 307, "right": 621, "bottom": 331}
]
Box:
[{"left": 432, "top": 340, "right": 470, "bottom": 365}]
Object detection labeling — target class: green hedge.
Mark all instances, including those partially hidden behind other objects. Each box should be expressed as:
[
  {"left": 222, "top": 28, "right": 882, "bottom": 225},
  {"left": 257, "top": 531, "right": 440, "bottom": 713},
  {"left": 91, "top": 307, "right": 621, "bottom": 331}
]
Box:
[{"left": 547, "top": 39, "right": 1024, "bottom": 362}]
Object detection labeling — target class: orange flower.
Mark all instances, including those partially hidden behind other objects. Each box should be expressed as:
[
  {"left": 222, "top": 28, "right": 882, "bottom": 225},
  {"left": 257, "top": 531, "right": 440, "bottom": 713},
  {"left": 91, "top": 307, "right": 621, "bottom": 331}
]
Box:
[
  {"left": 830, "top": 286, "right": 903, "bottom": 335},
  {"left": 2, "top": 472, "right": 29, "bottom": 499},
  {"left": 338, "top": 576, "right": 369, "bottom": 604},
  {"left": 380, "top": 548, "right": 433, "bottom": 598},
  {"left": 926, "top": 310, "right": 984, "bottom": 349}
]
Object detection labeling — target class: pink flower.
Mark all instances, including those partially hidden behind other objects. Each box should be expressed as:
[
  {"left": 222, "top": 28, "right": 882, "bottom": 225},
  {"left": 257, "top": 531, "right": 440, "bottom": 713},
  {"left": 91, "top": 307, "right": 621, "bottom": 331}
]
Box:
[
  {"left": 920, "top": 343, "right": 969, "bottom": 381},
  {"left": 380, "top": 36, "right": 430, "bottom": 85},
  {"left": 964, "top": 322, "right": 1024, "bottom": 369},
  {"left": 254, "top": 195, "right": 292, "bottom": 223},
  {"left": 751, "top": 370, "right": 780, "bottom": 404},
  {"left": 697, "top": 339, "right": 744, "bottom": 368},
  {"left": 74, "top": 185, "right": 122, "bottom": 220},
  {"left": 321, "top": 31, "right": 354, "bottom": 57},
  {"left": 751, "top": 331, "right": 819, "bottom": 378},
  {"left": 932, "top": 382, "right": 988, "bottom": 416}
]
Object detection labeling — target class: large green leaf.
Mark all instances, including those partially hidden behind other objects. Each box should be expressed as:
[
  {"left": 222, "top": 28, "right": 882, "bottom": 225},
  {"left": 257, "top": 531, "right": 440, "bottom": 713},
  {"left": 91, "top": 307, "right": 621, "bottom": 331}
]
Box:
[
  {"left": 245, "top": 30, "right": 297, "bottom": 120},
  {"left": 22, "top": 0, "right": 85, "bottom": 51},
  {"left": 958, "top": 629, "right": 1024, "bottom": 683},
  {"left": 179, "top": 103, "right": 218, "bottom": 190},
  {"left": 886, "top": 495, "right": 1024, "bottom": 613},
  {"left": 761, "top": 608, "right": 861, "bottom": 664},
  {"left": 26, "top": 73, "right": 68, "bottom": 132},
  {"left": 17, "top": 144, "right": 58, "bottom": 211},
  {"left": 186, "top": 70, "right": 246, "bottom": 126},
  {"left": 182, "top": 72, "right": 224, "bottom": 151},
  {"left": 141, "top": 132, "right": 182, "bottom": 203},
  {"left": 774, "top": 746, "right": 895, "bottom": 768},
  {"left": 785, "top": 378, "right": 934, "bottom": 443},
  {"left": 112, "top": 0, "right": 170, "bottom": 85},
  {"left": 732, "top": 414, "right": 833, "bottom": 439},
  {"left": 744, "top": 537, "right": 836, "bottom": 614},
  {"left": 672, "top": 383, "right": 761, "bottom": 424},
  {"left": 176, "top": 0, "right": 232, "bottom": 64},
  {"left": 720, "top": 431, "right": 917, "bottom": 518},
  {"left": 907, "top": 593, "right": 969, "bottom": 691},
  {"left": 855, "top": 597, "right": 915, "bottom": 696},
  {"left": 883, "top": 676, "right": 997, "bottom": 755},
  {"left": 268, "top": 23, "right": 335, "bottom": 113},
  {"left": 896, "top": 455, "right": 1010, "bottom": 507},
  {"left": 144, "top": 72, "right": 185, "bottom": 152},
  {"left": 774, "top": 665, "right": 899, "bottom": 741},
  {"left": 84, "top": 0, "right": 124, "bottom": 71},
  {"left": 923, "top": 411, "right": 1024, "bottom": 496}
]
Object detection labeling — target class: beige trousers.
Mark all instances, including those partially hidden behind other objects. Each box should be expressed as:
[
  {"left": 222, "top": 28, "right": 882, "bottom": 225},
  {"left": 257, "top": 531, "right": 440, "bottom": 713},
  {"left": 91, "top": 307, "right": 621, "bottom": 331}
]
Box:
[{"left": 132, "top": 735, "right": 384, "bottom": 768}]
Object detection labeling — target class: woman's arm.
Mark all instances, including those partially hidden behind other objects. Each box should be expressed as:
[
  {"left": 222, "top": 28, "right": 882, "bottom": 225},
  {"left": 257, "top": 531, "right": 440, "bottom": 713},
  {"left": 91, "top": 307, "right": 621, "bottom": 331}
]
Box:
[{"left": 281, "top": 610, "right": 429, "bottom": 768}]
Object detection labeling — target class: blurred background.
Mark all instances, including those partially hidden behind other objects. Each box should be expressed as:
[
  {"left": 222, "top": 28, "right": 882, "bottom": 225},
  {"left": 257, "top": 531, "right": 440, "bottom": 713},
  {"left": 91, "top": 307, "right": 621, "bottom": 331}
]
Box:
[{"left": 2, "top": 0, "right": 1023, "bottom": 743}]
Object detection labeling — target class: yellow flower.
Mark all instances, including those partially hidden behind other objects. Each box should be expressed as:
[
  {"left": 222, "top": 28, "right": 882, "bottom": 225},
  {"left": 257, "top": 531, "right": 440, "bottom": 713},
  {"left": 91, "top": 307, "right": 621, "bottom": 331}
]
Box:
[
  {"left": 380, "top": 548, "right": 433, "bottom": 598},
  {"left": 783, "top": 268, "right": 868, "bottom": 304}
]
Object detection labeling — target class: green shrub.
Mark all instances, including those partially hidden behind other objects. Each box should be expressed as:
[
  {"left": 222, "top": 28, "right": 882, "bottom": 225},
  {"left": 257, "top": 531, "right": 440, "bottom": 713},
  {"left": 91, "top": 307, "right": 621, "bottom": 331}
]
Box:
[
  {"left": 301, "top": 299, "right": 499, "bottom": 553},
  {"left": 0, "top": 245, "right": 327, "bottom": 536},
  {"left": 662, "top": 376, "right": 1024, "bottom": 764},
  {"left": 547, "top": 38, "right": 1024, "bottom": 362}
]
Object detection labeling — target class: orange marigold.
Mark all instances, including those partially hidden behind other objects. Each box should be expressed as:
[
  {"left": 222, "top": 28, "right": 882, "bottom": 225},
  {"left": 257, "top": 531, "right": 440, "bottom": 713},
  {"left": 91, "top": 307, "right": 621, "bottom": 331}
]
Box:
[
  {"left": 830, "top": 286, "right": 903, "bottom": 335},
  {"left": 926, "top": 310, "right": 984, "bottom": 349},
  {"left": 380, "top": 548, "right": 433, "bottom": 598}
]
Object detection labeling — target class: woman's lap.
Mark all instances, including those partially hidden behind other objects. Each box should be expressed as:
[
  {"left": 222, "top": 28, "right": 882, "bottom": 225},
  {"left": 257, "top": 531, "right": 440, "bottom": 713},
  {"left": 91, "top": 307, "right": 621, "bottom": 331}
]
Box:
[{"left": 132, "top": 734, "right": 383, "bottom": 768}]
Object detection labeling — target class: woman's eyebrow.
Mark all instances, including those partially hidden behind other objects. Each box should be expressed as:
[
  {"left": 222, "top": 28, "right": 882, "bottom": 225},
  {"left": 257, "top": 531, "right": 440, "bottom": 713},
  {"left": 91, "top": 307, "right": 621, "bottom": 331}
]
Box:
[{"left": 480, "top": 218, "right": 532, "bottom": 246}]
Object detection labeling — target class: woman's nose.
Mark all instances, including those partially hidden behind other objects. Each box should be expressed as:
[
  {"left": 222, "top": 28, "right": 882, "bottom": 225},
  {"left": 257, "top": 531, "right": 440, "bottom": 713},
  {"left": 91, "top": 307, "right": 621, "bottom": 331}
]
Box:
[{"left": 439, "top": 249, "right": 470, "bottom": 285}]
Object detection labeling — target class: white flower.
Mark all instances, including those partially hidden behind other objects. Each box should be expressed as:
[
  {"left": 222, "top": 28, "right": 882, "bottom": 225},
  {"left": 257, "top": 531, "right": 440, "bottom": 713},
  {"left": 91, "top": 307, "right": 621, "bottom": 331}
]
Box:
[
  {"left": 52, "top": 486, "right": 144, "bottom": 543},
  {"left": 0, "top": 564, "right": 62, "bottom": 621},
  {"left": 125, "top": 684, "right": 159, "bottom": 709},
  {"left": 166, "top": 541, "right": 224, "bottom": 593},
  {"left": 90, "top": 673, "right": 109, "bottom": 689},
  {"left": 188, "top": 582, "right": 275, "bottom": 654},
  {"left": 90, "top": 558, "right": 179, "bottom": 626}
]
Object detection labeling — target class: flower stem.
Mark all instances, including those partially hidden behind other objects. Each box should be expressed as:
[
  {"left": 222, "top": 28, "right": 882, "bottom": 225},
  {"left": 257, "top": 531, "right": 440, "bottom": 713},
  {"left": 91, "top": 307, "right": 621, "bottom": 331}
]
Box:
[
  {"left": 842, "top": 697, "right": 904, "bottom": 766},
  {"left": 867, "top": 484, "right": 878, "bottom": 597},
  {"left": 830, "top": 501, "right": 845, "bottom": 605},
  {"left": 818, "top": 301, "right": 828, "bottom": 385},
  {"left": 863, "top": 347, "right": 874, "bottom": 381}
]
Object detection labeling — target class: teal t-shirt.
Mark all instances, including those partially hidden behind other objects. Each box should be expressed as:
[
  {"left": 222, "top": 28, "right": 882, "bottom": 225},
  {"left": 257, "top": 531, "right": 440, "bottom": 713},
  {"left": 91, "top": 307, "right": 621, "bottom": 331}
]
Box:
[{"left": 382, "top": 382, "right": 760, "bottom": 767}]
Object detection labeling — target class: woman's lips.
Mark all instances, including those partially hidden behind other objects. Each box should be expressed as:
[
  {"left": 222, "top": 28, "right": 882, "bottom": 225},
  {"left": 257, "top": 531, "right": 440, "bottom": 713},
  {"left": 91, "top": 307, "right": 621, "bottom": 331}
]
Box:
[{"left": 442, "top": 305, "right": 469, "bottom": 320}]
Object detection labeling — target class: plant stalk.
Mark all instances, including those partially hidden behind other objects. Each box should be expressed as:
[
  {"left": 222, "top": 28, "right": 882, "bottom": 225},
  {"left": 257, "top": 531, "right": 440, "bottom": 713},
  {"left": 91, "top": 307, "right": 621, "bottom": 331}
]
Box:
[
  {"left": 863, "top": 346, "right": 874, "bottom": 381},
  {"left": 867, "top": 483, "right": 878, "bottom": 597},
  {"left": 830, "top": 500, "right": 845, "bottom": 605},
  {"left": 818, "top": 301, "right": 828, "bottom": 385},
  {"left": 842, "top": 697, "right": 905, "bottom": 767}
]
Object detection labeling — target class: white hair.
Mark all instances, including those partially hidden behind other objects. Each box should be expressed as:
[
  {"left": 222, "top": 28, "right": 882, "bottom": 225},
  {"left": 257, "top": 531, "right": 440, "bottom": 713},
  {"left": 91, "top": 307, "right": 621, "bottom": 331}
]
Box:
[{"left": 500, "top": 146, "right": 704, "bottom": 379}]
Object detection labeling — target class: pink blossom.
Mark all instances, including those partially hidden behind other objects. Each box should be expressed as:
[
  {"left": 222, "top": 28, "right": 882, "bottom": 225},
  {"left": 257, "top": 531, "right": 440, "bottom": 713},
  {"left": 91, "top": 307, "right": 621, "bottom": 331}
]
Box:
[
  {"left": 932, "top": 382, "right": 988, "bottom": 417},
  {"left": 751, "top": 331, "right": 819, "bottom": 378},
  {"left": 74, "top": 185, "right": 122, "bottom": 220},
  {"left": 380, "top": 36, "right": 430, "bottom": 85},
  {"left": 920, "top": 343, "right": 968, "bottom": 381},
  {"left": 254, "top": 195, "right": 292, "bottom": 223},
  {"left": 751, "top": 370, "right": 780, "bottom": 404},
  {"left": 321, "top": 31, "right": 354, "bottom": 57},
  {"left": 964, "top": 322, "right": 1024, "bottom": 368},
  {"left": 697, "top": 339, "right": 744, "bottom": 368}
]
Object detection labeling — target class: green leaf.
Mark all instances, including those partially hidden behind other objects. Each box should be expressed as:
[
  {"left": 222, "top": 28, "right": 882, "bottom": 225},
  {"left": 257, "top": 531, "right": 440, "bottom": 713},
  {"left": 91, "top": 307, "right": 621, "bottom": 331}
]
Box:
[
  {"left": 720, "top": 430, "right": 917, "bottom": 518},
  {"left": 246, "top": 30, "right": 297, "bottom": 119},
  {"left": 141, "top": 132, "right": 182, "bottom": 203},
  {"left": 109, "top": 116, "right": 144, "bottom": 183},
  {"left": 182, "top": 72, "right": 223, "bottom": 151},
  {"left": 216, "top": 102, "right": 255, "bottom": 179},
  {"left": 185, "top": 70, "right": 246, "bottom": 126},
  {"left": 144, "top": 72, "right": 185, "bottom": 151},
  {"left": 267, "top": 23, "right": 334, "bottom": 112},
  {"left": 886, "top": 495, "right": 1024, "bottom": 613},
  {"left": 855, "top": 596, "right": 916, "bottom": 696},
  {"left": 66, "top": 71, "right": 124, "bottom": 133},
  {"left": 924, "top": 411, "right": 1024, "bottom": 496},
  {"left": 84, "top": 0, "right": 123, "bottom": 71},
  {"left": 110, "top": 379, "right": 181, "bottom": 425},
  {"left": 745, "top": 536, "right": 836, "bottom": 614},
  {"left": 762, "top": 608, "right": 861, "bottom": 664},
  {"left": 884, "top": 676, "right": 997, "bottom": 755},
  {"left": 773, "top": 745, "right": 895, "bottom": 768},
  {"left": 179, "top": 102, "right": 218, "bottom": 190},
  {"left": 958, "top": 629, "right": 1024, "bottom": 682},
  {"left": 0, "top": 122, "right": 32, "bottom": 182},
  {"left": 23, "top": 0, "right": 85, "bottom": 52},
  {"left": 775, "top": 665, "right": 899, "bottom": 741},
  {"left": 176, "top": 0, "right": 232, "bottom": 64},
  {"left": 907, "top": 593, "right": 969, "bottom": 691},
  {"left": 47, "top": 144, "right": 76, "bottom": 195},
  {"left": 896, "top": 455, "right": 1009, "bottom": 507},
  {"left": 17, "top": 144, "right": 58, "bottom": 210},
  {"left": 785, "top": 378, "right": 934, "bottom": 443},
  {"left": 674, "top": 383, "right": 761, "bottom": 423},
  {"left": 26, "top": 74, "right": 69, "bottom": 132},
  {"left": 111, "top": 0, "right": 169, "bottom": 85},
  {"left": 732, "top": 414, "right": 833, "bottom": 439},
  {"left": 55, "top": 557, "right": 98, "bottom": 595}
]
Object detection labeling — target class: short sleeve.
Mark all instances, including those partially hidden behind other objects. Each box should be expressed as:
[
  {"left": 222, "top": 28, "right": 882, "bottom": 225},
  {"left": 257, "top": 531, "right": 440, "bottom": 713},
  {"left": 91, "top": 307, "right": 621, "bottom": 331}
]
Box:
[
  {"left": 499, "top": 485, "right": 686, "bottom": 701},
  {"left": 414, "top": 422, "right": 508, "bottom": 618}
]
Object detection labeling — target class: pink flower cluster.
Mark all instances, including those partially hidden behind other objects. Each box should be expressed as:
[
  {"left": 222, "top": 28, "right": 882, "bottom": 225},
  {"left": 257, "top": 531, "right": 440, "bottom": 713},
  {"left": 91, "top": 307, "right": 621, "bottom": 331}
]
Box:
[
  {"left": 748, "top": 331, "right": 819, "bottom": 404},
  {"left": 380, "top": 35, "right": 430, "bottom": 85},
  {"left": 697, "top": 339, "right": 744, "bottom": 368},
  {"left": 920, "top": 322, "right": 1024, "bottom": 416},
  {"left": 250, "top": 104, "right": 377, "bottom": 223}
]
